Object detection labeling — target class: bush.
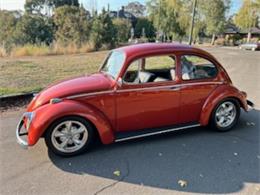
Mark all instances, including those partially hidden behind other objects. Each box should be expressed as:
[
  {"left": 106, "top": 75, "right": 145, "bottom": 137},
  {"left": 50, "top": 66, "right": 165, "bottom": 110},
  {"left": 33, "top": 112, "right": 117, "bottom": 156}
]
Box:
[
  {"left": 215, "top": 38, "right": 226, "bottom": 46},
  {"left": 135, "top": 17, "right": 156, "bottom": 39},
  {"left": 14, "top": 14, "right": 54, "bottom": 45},
  {"left": 90, "top": 10, "right": 116, "bottom": 50},
  {"left": 113, "top": 18, "right": 131, "bottom": 43},
  {"left": 54, "top": 5, "right": 91, "bottom": 45}
]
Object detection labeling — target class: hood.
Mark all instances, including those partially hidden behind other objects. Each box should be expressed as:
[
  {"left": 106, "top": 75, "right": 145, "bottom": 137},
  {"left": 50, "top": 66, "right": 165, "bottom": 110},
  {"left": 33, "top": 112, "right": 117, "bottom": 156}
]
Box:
[{"left": 28, "top": 73, "right": 114, "bottom": 110}]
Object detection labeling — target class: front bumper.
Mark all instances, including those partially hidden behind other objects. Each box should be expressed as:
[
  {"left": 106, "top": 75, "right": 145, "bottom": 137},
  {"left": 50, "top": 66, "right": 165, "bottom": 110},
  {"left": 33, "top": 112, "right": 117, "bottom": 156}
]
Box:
[
  {"left": 247, "top": 100, "right": 254, "bottom": 111},
  {"left": 16, "top": 112, "right": 34, "bottom": 149}
]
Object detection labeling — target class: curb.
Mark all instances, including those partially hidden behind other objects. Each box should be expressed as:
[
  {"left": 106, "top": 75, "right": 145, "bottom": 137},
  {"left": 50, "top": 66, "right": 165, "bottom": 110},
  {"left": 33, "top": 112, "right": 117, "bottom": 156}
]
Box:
[{"left": 0, "top": 93, "right": 35, "bottom": 111}]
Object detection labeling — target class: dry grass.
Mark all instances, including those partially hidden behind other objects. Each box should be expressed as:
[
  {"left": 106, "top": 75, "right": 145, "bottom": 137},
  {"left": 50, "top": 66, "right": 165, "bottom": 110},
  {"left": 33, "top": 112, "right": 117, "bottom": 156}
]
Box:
[
  {"left": 0, "top": 46, "right": 7, "bottom": 57},
  {"left": 51, "top": 42, "right": 94, "bottom": 55},
  {"left": 11, "top": 44, "right": 51, "bottom": 57},
  {"left": 0, "top": 51, "right": 108, "bottom": 96},
  {"left": 1, "top": 42, "right": 96, "bottom": 58}
]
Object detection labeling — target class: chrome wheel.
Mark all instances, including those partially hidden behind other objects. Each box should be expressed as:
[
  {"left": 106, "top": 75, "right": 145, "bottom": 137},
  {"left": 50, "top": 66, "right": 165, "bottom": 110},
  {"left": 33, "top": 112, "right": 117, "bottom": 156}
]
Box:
[
  {"left": 215, "top": 101, "right": 237, "bottom": 128},
  {"left": 51, "top": 120, "right": 88, "bottom": 153}
]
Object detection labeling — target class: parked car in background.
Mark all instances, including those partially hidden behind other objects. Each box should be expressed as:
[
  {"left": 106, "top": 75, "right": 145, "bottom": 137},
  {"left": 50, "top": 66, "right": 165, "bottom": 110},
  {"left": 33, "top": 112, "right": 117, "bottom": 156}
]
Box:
[
  {"left": 239, "top": 42, "right": 260, "bottom": 51},
  {"left": 16, "top": 43, "right": 254, "bottom": 156}
]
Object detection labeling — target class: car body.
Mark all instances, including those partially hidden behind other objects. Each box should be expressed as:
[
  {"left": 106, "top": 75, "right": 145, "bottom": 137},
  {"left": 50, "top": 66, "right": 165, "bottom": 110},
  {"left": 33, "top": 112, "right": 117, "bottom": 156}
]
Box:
[
  {"left": 16, "top": 43, "right": 254, "bottom": 156},
  {"left": 239, "top": 42, "right": 260, "bottom": 51}
]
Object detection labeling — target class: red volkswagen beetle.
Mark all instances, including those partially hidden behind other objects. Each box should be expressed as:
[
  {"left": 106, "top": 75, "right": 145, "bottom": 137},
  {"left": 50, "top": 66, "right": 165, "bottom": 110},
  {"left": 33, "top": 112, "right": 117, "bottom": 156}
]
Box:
[{"left": 16, "top": 43, "right": 254, "bottom": 156}]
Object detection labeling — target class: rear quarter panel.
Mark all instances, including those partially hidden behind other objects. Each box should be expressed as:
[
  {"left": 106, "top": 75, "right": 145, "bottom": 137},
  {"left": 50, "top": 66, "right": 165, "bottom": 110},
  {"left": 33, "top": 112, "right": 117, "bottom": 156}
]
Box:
[{"left": 199, "top": 84, "right": 248, "bottom": 126}]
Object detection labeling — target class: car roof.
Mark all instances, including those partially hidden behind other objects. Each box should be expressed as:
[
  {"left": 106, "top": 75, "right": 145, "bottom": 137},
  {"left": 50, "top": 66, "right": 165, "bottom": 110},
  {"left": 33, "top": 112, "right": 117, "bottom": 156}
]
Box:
[{"left": 115, "top": 43, "right": 215, "bottom": 60}]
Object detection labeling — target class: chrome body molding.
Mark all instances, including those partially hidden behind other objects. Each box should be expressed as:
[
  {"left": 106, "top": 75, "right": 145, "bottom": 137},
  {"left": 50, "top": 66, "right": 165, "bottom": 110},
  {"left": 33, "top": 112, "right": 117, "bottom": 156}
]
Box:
[
  {"left": 65, "top": 81, "right": 223, "bottom": 99},
  {"left": 115, "top": 124, "right": 201, "bottom": 142},
  {"left": 65, "top": 90, "right": 114, "bottom": 100},
  {"left": 117, "top": 81, "right": 223, "bottom": 93}
]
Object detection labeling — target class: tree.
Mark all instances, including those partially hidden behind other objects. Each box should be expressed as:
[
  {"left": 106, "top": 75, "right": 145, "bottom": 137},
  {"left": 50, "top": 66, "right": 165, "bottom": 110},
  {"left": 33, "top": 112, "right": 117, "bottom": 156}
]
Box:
[
  {"left": 124, "top": 1, "right": 146, "bottom": 17},
  {"left": 201, "top": 0, "right": 230, "bottom": 45},
  {"left": 146, "top": 0, "right": 187, "bottom": 41},
  {"left": 14, "top": 13, "right": 54, "bottom": 45},
  {"left": 53, "top": 5, "right": 90, "bottom": 45},
  {"left": 234, "top": 0, "right": 259, "bottom": 42},
  {"left": 0, "top": 11, "right": 20, "bottom": 50},
  {"left": 52, "top": 0, "right": 79, "bottom": 7},
  {"left": 113, "top": 18, "right": 131, "bottom": 43},
  {"left": 135, "top": 18, "right": 156, "bottom": 39},
  {"left": 147, "top": 0, "right": 230, "bottom": 43},
  {"left": 25, "top": 0, "right": 79, "bottom": 15},
  {"left": 25, "top": 0, "right": 51, "bottom": 15},
  {"left": 90, "top": 9, "right": 116, "bottom": 50}
]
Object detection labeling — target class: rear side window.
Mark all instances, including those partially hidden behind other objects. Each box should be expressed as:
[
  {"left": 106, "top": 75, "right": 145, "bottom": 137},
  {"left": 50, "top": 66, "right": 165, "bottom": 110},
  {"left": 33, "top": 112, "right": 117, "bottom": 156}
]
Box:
[{"left": 181, "top": 55, "right": 218, "bottom": 80}]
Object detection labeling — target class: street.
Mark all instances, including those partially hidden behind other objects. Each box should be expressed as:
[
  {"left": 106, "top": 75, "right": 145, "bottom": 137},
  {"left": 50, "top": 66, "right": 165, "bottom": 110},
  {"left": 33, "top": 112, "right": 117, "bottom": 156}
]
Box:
[{"left": 0, "top": 47, "right": 260, "bottom": 195}]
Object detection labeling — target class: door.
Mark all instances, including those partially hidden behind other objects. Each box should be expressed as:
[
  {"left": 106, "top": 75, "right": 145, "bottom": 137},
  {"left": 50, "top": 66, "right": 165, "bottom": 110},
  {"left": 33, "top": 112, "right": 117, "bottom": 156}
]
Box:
[
  {"left": 179, "top": 54, "right": 220, "bottom": 124},
  {"left": 115, "top": 54, "right": 180, "bottom": 132}
]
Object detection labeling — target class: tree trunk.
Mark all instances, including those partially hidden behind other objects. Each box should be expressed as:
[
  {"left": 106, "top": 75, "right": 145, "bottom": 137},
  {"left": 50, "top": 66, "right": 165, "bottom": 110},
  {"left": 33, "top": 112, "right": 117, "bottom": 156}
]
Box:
[
  {"left": 211, "top": 33, "right": 216, "bottom": 45},
  {"left": 247, "top": 31, "right": 251, "bottom": 43}
]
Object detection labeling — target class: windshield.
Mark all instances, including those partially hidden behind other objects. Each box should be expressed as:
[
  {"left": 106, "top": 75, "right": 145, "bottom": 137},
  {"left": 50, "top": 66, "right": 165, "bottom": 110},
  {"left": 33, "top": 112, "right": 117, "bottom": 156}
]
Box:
[{"left": 100, "top": 50, "right": 126, "bottom": 79}]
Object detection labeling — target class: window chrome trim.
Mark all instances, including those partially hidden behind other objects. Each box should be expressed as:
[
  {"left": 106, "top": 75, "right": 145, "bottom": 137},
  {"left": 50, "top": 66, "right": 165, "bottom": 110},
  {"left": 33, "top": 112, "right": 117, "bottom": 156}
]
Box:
[
  {"left": 65, "top": 81, "right": 223, "bottom": 99},
  {"left": 122, "top": 54, "right": 177, "bottom": 85},
  {"left": 180, "top": 54, "right": 219, "bottom": 81}
]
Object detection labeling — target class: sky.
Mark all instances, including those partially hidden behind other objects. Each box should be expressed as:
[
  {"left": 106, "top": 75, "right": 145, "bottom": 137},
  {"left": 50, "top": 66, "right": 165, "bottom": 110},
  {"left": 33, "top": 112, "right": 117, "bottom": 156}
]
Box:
[{"left": 0, "top": 0, "right": 243, "bottom": 16}]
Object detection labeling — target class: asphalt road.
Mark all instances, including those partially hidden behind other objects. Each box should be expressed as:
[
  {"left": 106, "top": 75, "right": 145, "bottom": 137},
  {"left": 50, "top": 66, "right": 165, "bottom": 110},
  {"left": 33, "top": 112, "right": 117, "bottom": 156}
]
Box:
[{"left": 0, "top": 47, "right": 260, "bottom": 195}]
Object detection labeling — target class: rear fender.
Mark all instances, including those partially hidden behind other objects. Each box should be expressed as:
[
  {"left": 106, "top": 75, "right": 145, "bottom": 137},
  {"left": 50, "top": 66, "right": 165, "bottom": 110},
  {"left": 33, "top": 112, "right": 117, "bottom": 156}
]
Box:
[
  {"left": 199, "top": 84, "right": 248, "bottom": 126},
  {"left": 28, "top": 100, "right": 114, "bottom": 146}
]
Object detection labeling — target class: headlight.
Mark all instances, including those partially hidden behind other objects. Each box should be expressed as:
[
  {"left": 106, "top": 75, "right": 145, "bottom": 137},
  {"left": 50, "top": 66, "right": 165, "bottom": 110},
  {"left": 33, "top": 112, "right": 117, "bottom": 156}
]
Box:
[{"left": 23, "top": 112, "right": 35, "bottom": 131}]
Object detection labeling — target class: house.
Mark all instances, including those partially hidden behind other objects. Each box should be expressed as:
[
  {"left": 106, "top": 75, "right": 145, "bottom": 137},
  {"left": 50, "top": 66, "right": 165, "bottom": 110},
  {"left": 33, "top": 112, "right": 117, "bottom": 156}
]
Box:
[
  {"left": 109, "top": 6, "right": 137, "bottom": 26},
  {"left": 224, "top": 24, "right": 260, "bottom": 39}
]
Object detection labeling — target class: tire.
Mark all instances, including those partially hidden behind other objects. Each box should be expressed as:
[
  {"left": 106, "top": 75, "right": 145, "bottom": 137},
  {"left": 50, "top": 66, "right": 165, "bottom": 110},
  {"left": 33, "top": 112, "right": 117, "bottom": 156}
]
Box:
[
  {"left": 44, "top": 116, "right": 95, "bottom": 157},
  {"left": 210, "top": 98, "right": 240, "bottom": 132}
]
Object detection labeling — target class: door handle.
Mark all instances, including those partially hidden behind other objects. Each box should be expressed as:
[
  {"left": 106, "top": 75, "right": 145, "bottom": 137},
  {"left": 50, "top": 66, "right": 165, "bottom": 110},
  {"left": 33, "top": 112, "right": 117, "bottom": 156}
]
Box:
[{"left": 169, "top": 86, "right": 180, "bottom": 91}]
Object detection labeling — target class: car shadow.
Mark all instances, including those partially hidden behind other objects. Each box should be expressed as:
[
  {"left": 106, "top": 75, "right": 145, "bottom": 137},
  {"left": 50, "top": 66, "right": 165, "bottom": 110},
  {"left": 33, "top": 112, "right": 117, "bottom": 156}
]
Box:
[{"left": 48, "top": 109, "right": 260, "bottom": 194}]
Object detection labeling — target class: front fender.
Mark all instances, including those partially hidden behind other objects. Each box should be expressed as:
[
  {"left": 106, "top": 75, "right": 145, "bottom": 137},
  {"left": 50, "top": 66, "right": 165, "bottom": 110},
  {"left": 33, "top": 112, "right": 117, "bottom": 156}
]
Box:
[
  {"left": 27, "top": 100, "right": 114, "bottom": 146},
  {"left": 199, "top": 84, "right": 248, "bottom": 126}
]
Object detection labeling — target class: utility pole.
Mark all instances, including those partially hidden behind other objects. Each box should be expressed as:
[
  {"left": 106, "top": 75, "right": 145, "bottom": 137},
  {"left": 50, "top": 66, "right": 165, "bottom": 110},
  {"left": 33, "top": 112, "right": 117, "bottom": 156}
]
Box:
[
  {"left": 157, "top": 0, "right": 161, "bottom": 42},
  {"left": 188, "top": 0, "right": 197, "bottom": 45}
]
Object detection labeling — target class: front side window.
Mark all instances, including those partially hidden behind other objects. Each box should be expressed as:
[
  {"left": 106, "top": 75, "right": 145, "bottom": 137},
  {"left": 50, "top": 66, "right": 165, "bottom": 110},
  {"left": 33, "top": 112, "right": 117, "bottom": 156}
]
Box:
[
  {"left": 181, "top": 55, "right": 218, "bottom": 80},
  {"left": 123, "top": 55, "right": 176, "bottom": 84},
  {"left": 101, "top": 50, "right": 126, "bottom": 79}
]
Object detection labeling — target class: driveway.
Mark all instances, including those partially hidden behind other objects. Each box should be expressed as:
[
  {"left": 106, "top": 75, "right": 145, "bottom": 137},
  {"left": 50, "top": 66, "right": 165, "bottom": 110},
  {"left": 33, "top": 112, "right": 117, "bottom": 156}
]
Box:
[{"left": 0, "top": 47, "right": 260, "bottom": 195}]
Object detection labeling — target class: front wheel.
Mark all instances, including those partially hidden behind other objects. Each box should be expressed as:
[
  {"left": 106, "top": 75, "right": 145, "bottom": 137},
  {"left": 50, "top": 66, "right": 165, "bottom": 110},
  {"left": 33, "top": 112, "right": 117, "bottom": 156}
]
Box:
[
  {"left": 45, "top": 116, "right": 94, "bottom": 156},
  {"left": 210, "top": 99, "right": 240, "bottom": 132}
]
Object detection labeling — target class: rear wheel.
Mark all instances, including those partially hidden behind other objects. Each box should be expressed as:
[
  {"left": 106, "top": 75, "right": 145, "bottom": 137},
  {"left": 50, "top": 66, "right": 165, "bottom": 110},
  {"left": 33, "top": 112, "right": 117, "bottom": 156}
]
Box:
[
  {"left": 210, "top": 99, "right": 240, "bottom": 132},
  {"left": 45, "top": 116, "right": 94, "bottom": 156}
]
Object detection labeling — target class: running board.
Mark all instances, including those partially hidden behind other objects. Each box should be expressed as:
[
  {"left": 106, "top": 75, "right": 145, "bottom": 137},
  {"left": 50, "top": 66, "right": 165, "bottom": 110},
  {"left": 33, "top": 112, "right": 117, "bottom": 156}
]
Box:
[{"left": 115, "top": 123, "right": 200, "bottom": 142}]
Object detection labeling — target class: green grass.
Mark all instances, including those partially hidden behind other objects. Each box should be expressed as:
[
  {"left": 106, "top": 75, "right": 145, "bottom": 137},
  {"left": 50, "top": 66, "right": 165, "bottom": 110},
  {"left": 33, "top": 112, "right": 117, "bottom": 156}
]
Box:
[{"left": 0, "top": 51, "right": 108, "bottom": 96}]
